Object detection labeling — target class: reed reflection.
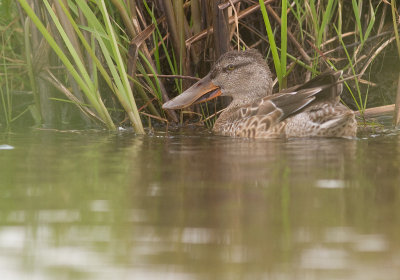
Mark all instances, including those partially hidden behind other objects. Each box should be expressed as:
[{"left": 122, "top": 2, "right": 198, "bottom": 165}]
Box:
[
  {"left": 127, "top": 133, "right": 400, "bottom": 279},
  {"left": 1, "top": 131, "right": 399, "bottom": 279}
]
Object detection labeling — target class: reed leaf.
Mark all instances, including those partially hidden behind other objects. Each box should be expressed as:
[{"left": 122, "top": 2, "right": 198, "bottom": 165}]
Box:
[
  {"left": 0, "top": 35, "right": 11, "bottom": 128},
  {"left": 352, "top": 0, "right": 364, "bottom": 43},
  {"left": 23, "top": 17, "right": 41, "bottom": 126},
  {"left": 391, "top": 0, "right": 400, "bottom": 59},
  {"left": 98, "top": 0, "right": 144, "bottom": 133},
  {"left": 363, "top": 2, "right": 377, "bottom": 44},
  {"left": 259, "top": 0, "right": 282, "bottom": 88},
  {"left": 138, "top": 52, "right": 162, "bottom": 100},
  {"left": 280, "top": 0, "right": 287, "bottom": 88},
  {"left": 17, "top": 0, "right": 116, "bottom": 129},
  {"left": 143, "top": 0, "right": 181, "bottom": 92},
  {"left": 317, "top": 0, "right": 335, "bottom": 47},
  {"left": 335, "top": 26, "right": 363, "bottom": 113}
]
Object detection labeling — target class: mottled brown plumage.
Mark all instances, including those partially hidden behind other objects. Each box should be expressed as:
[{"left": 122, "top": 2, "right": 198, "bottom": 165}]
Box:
[{"left": 163, "top": 49, "right": 357, "bottom": 138}]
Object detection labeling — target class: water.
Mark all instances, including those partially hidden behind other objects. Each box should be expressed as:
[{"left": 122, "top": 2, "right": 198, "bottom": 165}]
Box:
[{"left": 1, "top": 129, "right": 400, "bottom": 280}]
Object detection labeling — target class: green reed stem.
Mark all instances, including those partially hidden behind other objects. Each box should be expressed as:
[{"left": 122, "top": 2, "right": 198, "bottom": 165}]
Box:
[
  {"left": 259, "top": 0, "right": 282, "bottom": 89},
  {"left": 280, "top": 0, "right": 287, "bottom": 88},
  {"left": 17, "top": 0, "right": 116, "bottom": 129},
  {"left": 0, "top": 34, "right": 11, "bottom": 128},
  {"left": 98, "top": 0, "right": 144, "bottom": 133}
]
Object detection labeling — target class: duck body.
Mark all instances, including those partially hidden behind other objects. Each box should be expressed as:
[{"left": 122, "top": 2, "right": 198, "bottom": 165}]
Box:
[{"left": 163, "top": 49, "right": 357, "bottom": 139}]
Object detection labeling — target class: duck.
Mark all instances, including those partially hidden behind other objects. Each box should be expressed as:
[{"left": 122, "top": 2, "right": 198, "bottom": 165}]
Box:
[{"left": 162, "top": 49, "right": 357, "bottom": 138}]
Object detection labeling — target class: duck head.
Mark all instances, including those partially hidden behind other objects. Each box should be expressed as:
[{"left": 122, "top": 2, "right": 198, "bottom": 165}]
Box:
[{"left": 162, "top": 49, "right": 273, "bottom": 110}]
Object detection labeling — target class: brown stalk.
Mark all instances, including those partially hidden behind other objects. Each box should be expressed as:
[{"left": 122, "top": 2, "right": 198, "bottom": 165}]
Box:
[
  {"left": 306, "top": 39, "right": 329, "bottom": 62},
  {"left": 190, "top": 0, "right": 202, "bottom": 64},
  {"left": 127, "top": 23, "right": 160, "bottom": 118},
  {"left": 186, "top": 0, "right": 275, "bottom": 47},
  {"left": 140, "top": 112, "right": 168, "bottom": 124},
  {"left": 377, "top": 3, "right": 387, "bottom": 35},
  {"left": 162, "top": 1, "right": 182, "bottom": 63},
  {"left": 322, "top": 31, "right": 392, "bottom": 56},
  {"left": 174, "top": 0, "right": 187, "bottom": 66},
  {"left": 130, "top": 0, "right": 178, "bottom": 122},
  {"left": 110, "top": 0, "right": 137, "bottom": 38},
  {"left": 149, "top": 33, "right": 170, "bottom": 56},
  {"left": 201, "top": 108, "right": 226, "bottom": 122},
  {"left": 53, "top": 0, "right": 93, "bottom": 126},
  {"left": 394, "top": 74, "right": 400, "bottom": 126},
  {"left": 173, "top": 0, "right": 192, "bottom": 89},
  {"left": 76, "top": 6, "right": 91, "bottom": 71},
  {"left": 354, "top": 104, "right": 395, "bottom": 118},
  {"left": 228, "top": 0, "right": 240, "bottom": 51},
  {"left": 213, "top": 0, "right": 230, "bottom": 57},
  {"left": 136, "top": 74, "right": 201, "bottom": 81},
  {"left": 319, "top": 32, "right": 355, "bottom": 48},
  {"left": 127, "top": 23, "right": 156, "bottom": 80},
  {"left": 359, "top": 36, "right": 395, "bottom": 77},
  {"left": 160, "top": 0, "right": 192, "bottom": 93},
  {"left": 53, "top": 0, "right": 84, "bottom": 62},
  {"left": 392, "top": 0, "right": 400, "bottom": 126},
  {"left": 218, "top": 0, "right": 241, "bottom": 10},
  {"left": 190, "top": 0, "right": 201, "bottom": 34},
  {"left": 29, "top": 0, "right": 56, "bottom": 126},
  {"left": 40, "top": 70, "right": 103, "bottom": 124},
  {"left": 138, "top": 97, "right": 157, "bottom": 112}
]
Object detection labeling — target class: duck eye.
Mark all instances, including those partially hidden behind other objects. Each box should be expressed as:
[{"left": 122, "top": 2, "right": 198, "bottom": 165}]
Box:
[{"left": 226, "top": 64, "right": 235, "bottom": 71}]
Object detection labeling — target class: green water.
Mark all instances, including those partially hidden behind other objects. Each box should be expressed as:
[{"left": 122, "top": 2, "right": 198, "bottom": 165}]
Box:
[{"left": 1, "top": 129, "right": 400, "bottom": 280}]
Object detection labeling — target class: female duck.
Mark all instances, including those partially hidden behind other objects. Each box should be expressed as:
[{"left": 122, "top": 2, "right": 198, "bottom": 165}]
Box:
[{"left": 163, "top": 49, "right": 357, "bottom": 138}]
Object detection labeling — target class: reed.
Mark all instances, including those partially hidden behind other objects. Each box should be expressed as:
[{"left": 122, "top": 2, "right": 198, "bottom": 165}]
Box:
[
  {"left": 0, "top": 0, "right": 36, "bottom": 129},
  {"left": 16, "top": 0, "right": 148, "bottom": 132},
  {"left": 1, "top": 0, "right": 399, "bottom": 131},
  {"left": 0, "top": 34, "right": 11, "bottom": 128},
  {"left": 24, "top": 18, "right": 41, "bottom": 126},
  {"left": 17, "top": 0, "right": 116, "bottom": 129},
  {"left": 259, "top": 0, "right": 283, "bottom": 89},
  {"left": 391, "top": 0, "right": 400, "bottom": 126},
  {"left": 98, "top": 0, "right": 144, "bottom": 133},
  {"left": 142, "top": 1, "right": 182, "bottom": 93}
]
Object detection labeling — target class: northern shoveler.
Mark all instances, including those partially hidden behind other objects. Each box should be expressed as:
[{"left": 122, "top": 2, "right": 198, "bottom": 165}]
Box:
[{"left": 162, "top": 49, "right": 357, "bottom": 138}]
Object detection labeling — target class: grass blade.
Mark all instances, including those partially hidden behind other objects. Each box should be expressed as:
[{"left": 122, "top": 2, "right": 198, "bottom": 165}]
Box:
[
  {"left": 98, "top": 0, "right": 144, "bottom": 133},
  {"left": 259, "top": 0, "right": 282, "bottom": 88},
  {"left": 352, "top": 0, "right": 364, "bottom": 43},
  {"left": 17, "top": 0, "right": 115, "bottom": 129},
  {"left": 280, "top": 0, "right": 287, "bottom": 88}
]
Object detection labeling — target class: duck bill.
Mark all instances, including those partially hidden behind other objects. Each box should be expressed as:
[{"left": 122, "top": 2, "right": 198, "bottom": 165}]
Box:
[{"left": 162, "top": 74, "right": 221, "bottom": 110}]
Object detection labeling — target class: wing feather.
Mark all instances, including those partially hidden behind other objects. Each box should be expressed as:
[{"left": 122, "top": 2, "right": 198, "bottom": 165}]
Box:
[{"left": 214, "top": 71, "right": 345, "bottom": 138}]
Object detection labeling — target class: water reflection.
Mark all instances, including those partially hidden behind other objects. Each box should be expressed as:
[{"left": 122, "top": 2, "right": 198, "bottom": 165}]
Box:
[{"left": 0, "top": 130, "right": 400, "bottom": 279}]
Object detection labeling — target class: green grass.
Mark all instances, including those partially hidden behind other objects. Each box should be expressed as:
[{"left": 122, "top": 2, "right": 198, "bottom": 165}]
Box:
[
  {"left": 143, "top": 0, "right": 182, "bottom": 93},
  {"left": 17, "top": 0, "right": 116, "bottom": 129},
  {"left": 259, "top": 0, "right": 283, "bottom": 89},
  {"left": 16, "top": 0, "right": 146, "bottom": 132},
  {"left": 0, "top": 3, "right": 33, "bottom": 129},
  {"left": 0, "top": 34, "right": 11, "bottom": 129}
]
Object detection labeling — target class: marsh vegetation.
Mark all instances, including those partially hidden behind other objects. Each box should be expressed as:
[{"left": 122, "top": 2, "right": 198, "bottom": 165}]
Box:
[{"left": 1, "top": 0, "right": 400, "bottom": 132}]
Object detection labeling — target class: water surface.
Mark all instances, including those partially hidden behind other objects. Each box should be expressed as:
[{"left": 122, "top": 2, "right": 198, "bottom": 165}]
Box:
[{"left": 0, "top": 129, "right": 400, "bottom": 279}]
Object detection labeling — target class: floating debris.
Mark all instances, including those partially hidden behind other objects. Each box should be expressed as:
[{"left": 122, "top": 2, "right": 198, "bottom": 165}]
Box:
[
  {"left": 315, "top": 179, "right": 345, "bottom": 189},
  {"left": 0, "top": 144, "right": 14, "bottom": 150}
]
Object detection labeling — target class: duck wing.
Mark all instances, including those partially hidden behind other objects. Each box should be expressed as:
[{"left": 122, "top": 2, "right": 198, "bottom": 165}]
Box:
[
  {"left": 220, "top": 72, "right": 344, "bottom": 138},
  {"left": 239, "top": 70, "right": 343, "bottom": 122},
  {"left": 238, "top": 87, "right": 322, "bottom": 122},
  {"left": 280, "top": 70, "right": 343, "bottom": 101}
]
